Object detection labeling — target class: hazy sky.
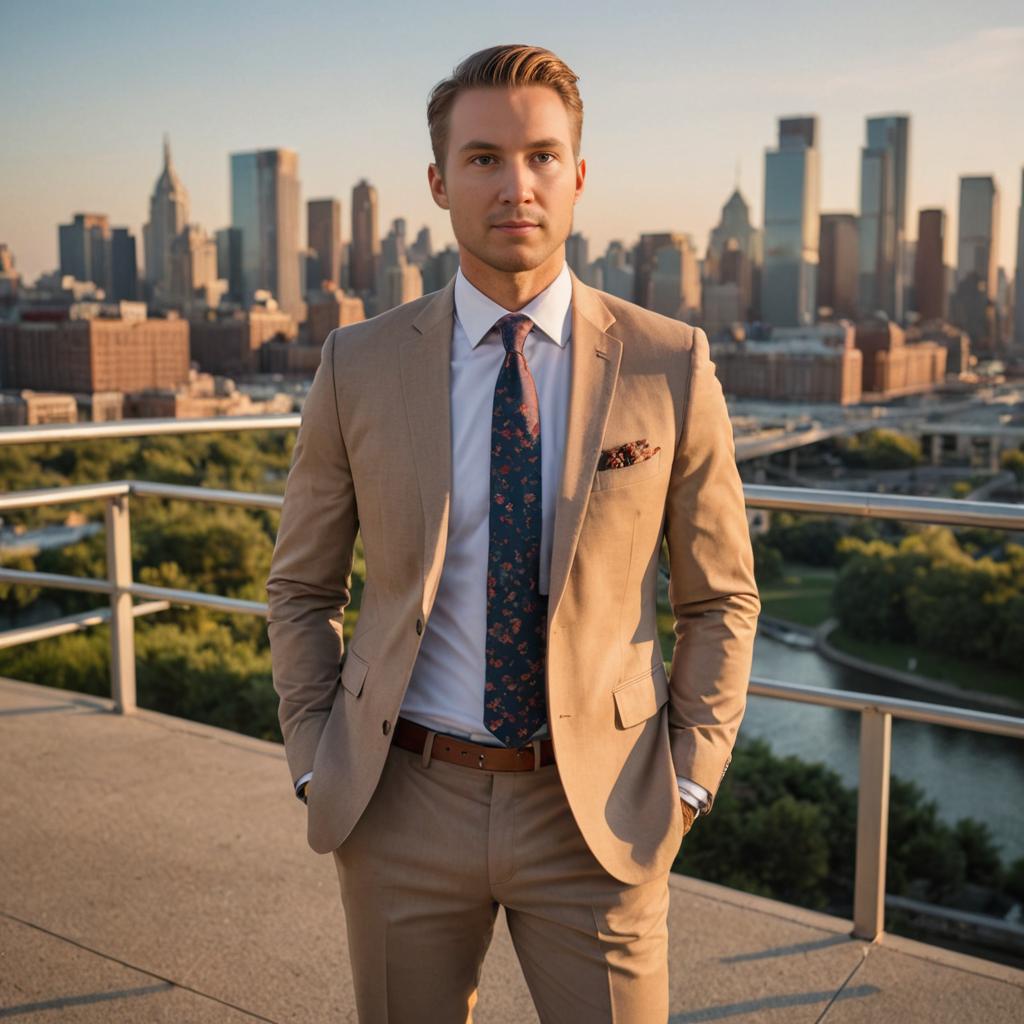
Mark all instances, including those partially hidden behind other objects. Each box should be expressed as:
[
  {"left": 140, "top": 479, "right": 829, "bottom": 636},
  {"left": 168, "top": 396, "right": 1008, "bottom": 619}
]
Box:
[{"left": 3, "top": 0, "right": 1022, "bottom": 282}]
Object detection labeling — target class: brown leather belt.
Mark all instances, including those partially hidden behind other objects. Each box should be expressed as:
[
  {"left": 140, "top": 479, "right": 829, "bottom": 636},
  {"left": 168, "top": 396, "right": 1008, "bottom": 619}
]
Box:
[{"left": 392, "top": 716, "right": 556, "bottom": 772}]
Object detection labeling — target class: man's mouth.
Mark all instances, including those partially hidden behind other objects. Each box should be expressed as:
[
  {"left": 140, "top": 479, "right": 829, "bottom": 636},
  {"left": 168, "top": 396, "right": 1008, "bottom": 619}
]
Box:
[{"left": 493, "top": 221, "right": 539, "bottom": 236}]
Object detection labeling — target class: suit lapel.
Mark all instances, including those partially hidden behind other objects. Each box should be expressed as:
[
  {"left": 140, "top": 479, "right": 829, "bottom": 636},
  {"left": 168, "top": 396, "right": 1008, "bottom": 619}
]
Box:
[
  {"left": 402, "top": 276, "right": 456, "bottom": 614},
  {"left": 398, "top": 269, "right": 622, "bottom": 625},
  {"left": 547, "top": 271, "right": 622, "bottom": 622}
]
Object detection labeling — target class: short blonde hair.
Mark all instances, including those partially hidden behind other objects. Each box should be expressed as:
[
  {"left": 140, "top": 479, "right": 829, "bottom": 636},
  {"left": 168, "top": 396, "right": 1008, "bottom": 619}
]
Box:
[{"left": 427, "top": 44, "right": 583, "bottom": 172}]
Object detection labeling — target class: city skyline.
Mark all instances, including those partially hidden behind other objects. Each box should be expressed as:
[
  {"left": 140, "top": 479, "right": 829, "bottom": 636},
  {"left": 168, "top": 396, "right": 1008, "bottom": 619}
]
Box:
[{"left": 2, "top": 2, "right": 1022, "bottom": 282}]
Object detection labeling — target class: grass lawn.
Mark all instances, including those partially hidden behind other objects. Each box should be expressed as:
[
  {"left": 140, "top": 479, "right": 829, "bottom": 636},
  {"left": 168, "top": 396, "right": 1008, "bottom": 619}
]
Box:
[
  {"left": 828, "top": 626, "right": 1024, "bottom": 704},
  {"left": 756, "top": 563, "right": 838, "bottom": 628}
]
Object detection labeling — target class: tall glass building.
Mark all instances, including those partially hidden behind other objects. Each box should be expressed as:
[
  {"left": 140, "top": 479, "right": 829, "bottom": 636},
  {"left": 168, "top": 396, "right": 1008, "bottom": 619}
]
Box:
[
  {"left": 230, "top": 149, "right": 302, "bottom": 319},
  {"left": 858, "top": 114, "right": 910, "bottom": 321},
  {"left": 761, "top": 116, "right": 820, "bottom": 327}
]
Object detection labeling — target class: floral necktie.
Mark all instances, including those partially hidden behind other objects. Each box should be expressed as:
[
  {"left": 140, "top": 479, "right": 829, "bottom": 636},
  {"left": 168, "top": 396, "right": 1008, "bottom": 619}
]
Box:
[{"left": 484, "top": 313, "right": 548, "bottom": 746}]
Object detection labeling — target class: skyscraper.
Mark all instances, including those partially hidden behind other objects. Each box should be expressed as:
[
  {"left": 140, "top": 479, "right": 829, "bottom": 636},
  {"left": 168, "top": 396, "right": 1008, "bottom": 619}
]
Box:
[
  {"left": 952, "top": 176, "right": 1001, "bottom": 349},
  {"left": 59, "top": 213, "right": 112, "bottom": 292},
  {"left": 110, "top": 227, "right": 139, "bottom": 302},
  {"left": 705, "top": 188, "right": 761, "bottom": 320},
  {"left": 143, "top": 136, "right": 190, "bottom": 304},
  {"left": 565, "top": 232, "right": 589, "bottom": 277},
  {"left": 706, "top": 188, "right": 759, "bottom": 277},
  {"left": 168, "top": 224, "right": 220, "bottom": 313},
  {"left": 817, "top": 213, "right": 858, "bottom": 320},
  {"left": 857, "top": 115, "right": 910, "bottom": 321},
  {"left": 957, "top": 176, "right": 1000, "bottom": 295},
  {"left": 761, "top": 116, "right": 820, "bottom": 327},
  {"left": 646, "top": 234, "right": 700, "bottom": 321},
  {"left": 374, "top": 219, "right": 422, "bottom": 313},
  {"left": 351, "top": 179, "right": 380, "bottom": 295},
  {"left": 230, "top": 148, "right": 302, "bottom": 319},
  {"left": 215, "top": 227, "right": 243, "bottom": 304},
  {"left": 599, "top": 241, "right": 634, "bottom": 302},
  {"left": 1013, "top": 168, "right": 1024, "bottom": 347},
  {"left": 914, "top": 209, "right": 946, "bottom": 321},
  {"left": 307, "top": 198, "right": 342, "bottom": 291}
]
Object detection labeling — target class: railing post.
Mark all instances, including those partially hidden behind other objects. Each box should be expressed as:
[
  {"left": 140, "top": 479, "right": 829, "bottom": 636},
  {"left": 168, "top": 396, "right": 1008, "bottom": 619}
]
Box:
[
  {"left": 105, "top": 493, "right": 136, "bottom": 713},
  {"left": 853, "top": 706, "right": 892, "bottom": 940}
]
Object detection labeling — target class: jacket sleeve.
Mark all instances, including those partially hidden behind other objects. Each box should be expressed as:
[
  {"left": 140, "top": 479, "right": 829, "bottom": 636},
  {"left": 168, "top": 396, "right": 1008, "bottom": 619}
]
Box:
[
  {"left": 663, "top": 325, "right": 761, "bottom": 814},
  {"left": 266, "top": 329, "right": 359, "bottom": 789}
]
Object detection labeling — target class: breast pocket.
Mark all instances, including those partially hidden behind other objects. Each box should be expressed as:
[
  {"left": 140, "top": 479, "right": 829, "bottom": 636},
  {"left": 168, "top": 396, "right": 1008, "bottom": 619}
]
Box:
[{"left": 591, "top": 448, "right": 664, "bottom": 493}]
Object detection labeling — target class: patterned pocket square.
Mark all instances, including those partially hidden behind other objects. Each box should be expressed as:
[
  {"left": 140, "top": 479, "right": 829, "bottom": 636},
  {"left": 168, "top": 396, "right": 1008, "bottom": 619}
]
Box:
[{"left": 597, "top": 437, "right": 662, "bottom": 471}]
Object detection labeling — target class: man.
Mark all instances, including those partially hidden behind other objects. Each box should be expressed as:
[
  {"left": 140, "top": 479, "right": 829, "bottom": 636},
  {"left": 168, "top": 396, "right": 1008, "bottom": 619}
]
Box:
[{"left": 267, "top": 43, "right": 760, "bottom": 1023}]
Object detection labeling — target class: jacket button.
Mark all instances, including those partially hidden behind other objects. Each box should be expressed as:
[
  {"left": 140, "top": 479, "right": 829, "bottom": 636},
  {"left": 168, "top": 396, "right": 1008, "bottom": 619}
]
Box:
[
  {"left": 416, "top": 618, "right": 423, "bottom": 635},
  {"left": 382, "top": 720, "right": 391, "bottom": 735}
]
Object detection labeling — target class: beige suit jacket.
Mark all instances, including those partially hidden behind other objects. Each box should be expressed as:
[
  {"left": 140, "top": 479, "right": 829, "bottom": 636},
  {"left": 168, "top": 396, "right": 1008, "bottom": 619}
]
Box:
[{"left": 266, "top": 269, "right": 761, "bottom": 885}]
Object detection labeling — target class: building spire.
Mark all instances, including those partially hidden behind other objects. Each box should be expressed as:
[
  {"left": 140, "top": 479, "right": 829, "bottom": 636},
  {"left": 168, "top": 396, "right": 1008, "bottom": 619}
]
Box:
[{"left": 163, "top": 132, "right": 172, "bottom": 170}]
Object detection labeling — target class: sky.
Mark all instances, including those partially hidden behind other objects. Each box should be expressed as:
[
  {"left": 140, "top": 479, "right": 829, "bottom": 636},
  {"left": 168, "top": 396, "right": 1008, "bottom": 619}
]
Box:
[{"left": 2, "top": 0, "right": 1022, "bottom": 282}]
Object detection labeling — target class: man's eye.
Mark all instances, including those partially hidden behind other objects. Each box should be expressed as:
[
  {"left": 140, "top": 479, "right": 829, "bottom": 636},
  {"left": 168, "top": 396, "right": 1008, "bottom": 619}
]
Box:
[
  {"left": 535, "top": 153, "right": 556, "bottom": 164},
  {"left": 473, "top": 155, "right": 495, "bottom": 166}
]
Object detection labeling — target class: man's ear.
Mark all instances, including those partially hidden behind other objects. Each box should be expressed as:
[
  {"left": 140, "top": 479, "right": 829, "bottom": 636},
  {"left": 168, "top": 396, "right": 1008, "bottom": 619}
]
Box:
[
  {"left": 428, "top": 163, "right": 450, "bottom": 210},
  {"left": 573, "top": 156, "right": 586, "bottom": 204}
]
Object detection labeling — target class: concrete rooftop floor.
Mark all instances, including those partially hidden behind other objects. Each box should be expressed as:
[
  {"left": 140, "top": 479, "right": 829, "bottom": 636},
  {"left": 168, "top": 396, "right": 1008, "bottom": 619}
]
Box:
[{"left": 1, "top": 675, "right": 1022, "bottom": 1023}]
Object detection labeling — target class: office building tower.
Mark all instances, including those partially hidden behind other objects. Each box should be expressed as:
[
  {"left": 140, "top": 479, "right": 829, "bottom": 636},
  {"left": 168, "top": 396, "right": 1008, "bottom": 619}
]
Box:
[
  {"left": 110, "top": 228, "right": 139, "bottom": 302},
  {"left": 59, "top": 213, "right": 112, "bottom": 293},
  {"left": 168, "top": 224, "right": 220, "bottom": 312},
  {"left": 706, "top": 189, "right": 760, "bottom": 278},
  {"left": 957, "top": 176, "right": 1000, "bottom": 295},
  {"left": 761, "top": 116, "right": 820, "bottom": 327},
  {"left": 914, "top": 209, "right": 946, "bottom": 321},
  {"left": 421, "top": 246, "right": 460, "bottom": 293},
  {"left": 953, "top": 176, "right": 1000, "bottom": 348},
  {"left": 375, "top": 220, "right": 422, "bottom": 313},
  {"left": 566, "top": 232, "right": 589, "bottom": 277},
  {"left": 350, "top": 179, "right": 380, "bottom": 294},
  {"left": 230, "top": 148, "right": 302, "bottom": 320},
  {"left": 307, "top": 198, "right": 342, "bottom": 291},
  {"left": 408, "top": 226, "right": 433, "bottom": 266},
  {"left": 817, "top": 214, "right": 858, "bottom": 319},
  {"left": 215, "top": 227, "right": 243, "bottom": 303},
  {"left": 1014, "top": 168, "right": 1024, "bottom": 347},
  {"left": 642, "top": 234, "right": 700, "bottom": 321},
  {"left": 599, "top": 241, "right": 634, "bottom": 302},
  {"left": 143, "top": 136, "right": 190, "bottom": 304},
  {"left": 857, "top": 115, "right": 910, "bottom": 320}
]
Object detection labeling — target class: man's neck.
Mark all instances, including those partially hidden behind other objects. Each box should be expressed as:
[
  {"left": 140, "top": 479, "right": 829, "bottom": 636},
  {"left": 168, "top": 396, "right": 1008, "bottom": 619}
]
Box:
[{"left": 458, "top": 249, "right": 566, "bottom": 311}]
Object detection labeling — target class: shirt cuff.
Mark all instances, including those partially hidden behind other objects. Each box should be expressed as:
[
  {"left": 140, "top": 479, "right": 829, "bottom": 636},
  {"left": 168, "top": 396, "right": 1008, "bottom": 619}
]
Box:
[
  {"left": 677, "top": 776, "right": 710, "bottom": 816},
  {"left": 295, "top": 770, "right": 313, "bottom": 799}
]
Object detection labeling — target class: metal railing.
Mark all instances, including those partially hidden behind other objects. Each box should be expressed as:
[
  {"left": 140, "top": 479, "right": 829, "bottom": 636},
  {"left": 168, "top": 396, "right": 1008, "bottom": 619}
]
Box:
[{"left": 1, "top": 417, "right": 1022, "bottom": 946}]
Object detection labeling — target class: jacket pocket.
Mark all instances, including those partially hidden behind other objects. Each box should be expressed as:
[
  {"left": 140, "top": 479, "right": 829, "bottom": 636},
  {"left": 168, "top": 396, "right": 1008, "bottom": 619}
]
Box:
[
  {"left": 591, "top": 448, "right": 663, "bottom": 493},
  {"left": 612, "top": 662, "right": 669, "bottom": 729},
  {"left": 340, "top": 649, "right": 369, "bottom": 697}
]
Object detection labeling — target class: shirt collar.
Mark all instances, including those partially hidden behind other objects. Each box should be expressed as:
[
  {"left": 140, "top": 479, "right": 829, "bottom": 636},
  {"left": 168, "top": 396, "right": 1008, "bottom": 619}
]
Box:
[{"left": 454, "top": 261, "right": 572, "bottom": 349}]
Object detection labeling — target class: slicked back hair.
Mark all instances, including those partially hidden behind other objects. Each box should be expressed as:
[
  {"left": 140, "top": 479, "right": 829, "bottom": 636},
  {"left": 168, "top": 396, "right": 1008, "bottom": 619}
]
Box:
[{"left": 427, "top": 44, "right": 583, "bottom": 173}]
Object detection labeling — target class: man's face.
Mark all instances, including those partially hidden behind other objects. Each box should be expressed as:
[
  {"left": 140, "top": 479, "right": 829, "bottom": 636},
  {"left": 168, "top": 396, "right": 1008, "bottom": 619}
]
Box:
[{"left": 428, "top": 85, "right": 585, "bottom": 275}]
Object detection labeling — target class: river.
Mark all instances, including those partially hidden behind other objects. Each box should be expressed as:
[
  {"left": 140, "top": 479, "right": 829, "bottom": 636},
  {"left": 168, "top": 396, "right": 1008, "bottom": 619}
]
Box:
[{"left": 745, "top": 632, "right": 1024, "bottom": 864}]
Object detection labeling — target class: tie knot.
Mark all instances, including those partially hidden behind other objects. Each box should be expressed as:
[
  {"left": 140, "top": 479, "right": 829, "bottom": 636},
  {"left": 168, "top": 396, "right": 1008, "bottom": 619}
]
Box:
[{"left": 493, "top": 313, "right": 534, "bottom": 355}]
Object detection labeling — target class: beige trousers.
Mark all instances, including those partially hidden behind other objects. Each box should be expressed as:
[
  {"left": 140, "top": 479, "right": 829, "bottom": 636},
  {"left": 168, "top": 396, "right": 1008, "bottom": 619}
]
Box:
[{"left": 331, "top": 737, "right": 670, "bottom": 1023}]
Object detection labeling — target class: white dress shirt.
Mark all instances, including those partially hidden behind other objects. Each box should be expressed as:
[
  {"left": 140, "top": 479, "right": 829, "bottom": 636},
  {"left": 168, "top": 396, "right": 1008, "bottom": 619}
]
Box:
[{"left": 297, "top": 261, "right": 708, "bottom": 817}]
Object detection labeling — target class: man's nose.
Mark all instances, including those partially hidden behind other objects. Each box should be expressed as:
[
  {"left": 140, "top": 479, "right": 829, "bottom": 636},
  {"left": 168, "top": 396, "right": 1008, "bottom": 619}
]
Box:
[{"left": 498, "top": 161, "right": 534, "bottom": 205}]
